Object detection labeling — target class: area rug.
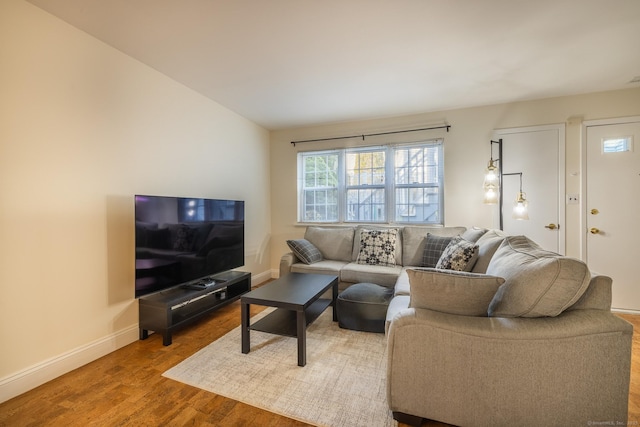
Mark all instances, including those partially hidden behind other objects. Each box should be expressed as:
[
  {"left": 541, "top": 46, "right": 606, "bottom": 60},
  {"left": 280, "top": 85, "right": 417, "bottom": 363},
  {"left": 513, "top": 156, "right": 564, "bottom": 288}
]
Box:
[{"left": 163, "top": 309, "right": 394, "bottom": 427}]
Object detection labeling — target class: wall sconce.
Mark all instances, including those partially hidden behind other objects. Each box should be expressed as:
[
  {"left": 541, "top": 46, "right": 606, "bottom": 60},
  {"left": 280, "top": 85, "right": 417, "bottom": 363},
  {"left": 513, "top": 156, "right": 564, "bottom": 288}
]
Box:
[{"left": 482, "top": 139, "right": 529, "bottom": 228}]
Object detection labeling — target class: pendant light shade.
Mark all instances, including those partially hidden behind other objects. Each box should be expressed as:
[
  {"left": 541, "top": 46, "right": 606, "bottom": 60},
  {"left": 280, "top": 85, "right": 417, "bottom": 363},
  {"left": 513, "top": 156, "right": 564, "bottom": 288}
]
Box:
[
  {"left": 512, "top": 191, "right": 529, "bottom": 220},
  {"left": 483, "top": 153, "right": 500, "bottom": 205},
  {"left": 483, "top": 185, "right": 499, "bottom": 204},
  {"left": 483, "top": 159, "right": 499, "bottom": 189}
]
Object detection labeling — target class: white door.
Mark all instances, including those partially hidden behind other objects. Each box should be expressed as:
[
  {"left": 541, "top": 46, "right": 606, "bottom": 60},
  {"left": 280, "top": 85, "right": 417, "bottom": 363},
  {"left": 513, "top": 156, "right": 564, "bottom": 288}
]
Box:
[
  {"left": 494, "top": 125, "right": 565, "bottom": 253},
  {"left": 585, "top": 118, "right": 640, "bottom": 312}
]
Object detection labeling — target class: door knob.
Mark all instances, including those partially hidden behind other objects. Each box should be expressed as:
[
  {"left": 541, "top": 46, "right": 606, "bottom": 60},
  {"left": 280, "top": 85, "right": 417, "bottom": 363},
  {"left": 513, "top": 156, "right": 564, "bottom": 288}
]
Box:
[
  {"left": 590, "top": 208, "right": 599, "bottom": 215},
  {"left": 545, "top": 223, "right": 559, "bottom": 230},
  {"left": 590, "top": 227, "right": 600, "bottom": 234}
]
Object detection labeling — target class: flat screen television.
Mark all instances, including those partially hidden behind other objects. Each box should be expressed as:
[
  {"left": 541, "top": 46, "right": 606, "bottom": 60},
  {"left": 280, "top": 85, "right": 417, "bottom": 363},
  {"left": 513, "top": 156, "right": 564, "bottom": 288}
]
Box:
[{"left": 134, "top": 195, "right": 245, "bottom": 298}]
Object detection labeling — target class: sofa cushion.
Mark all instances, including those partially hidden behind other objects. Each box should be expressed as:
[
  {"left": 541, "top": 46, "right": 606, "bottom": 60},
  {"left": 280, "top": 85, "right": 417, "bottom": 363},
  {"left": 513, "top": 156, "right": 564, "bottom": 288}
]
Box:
[
  {"left": 422, "top": 234, "right": 454, "bottom": 268},
  {"left": 471, "top": 229, "right": 507, "bottom": 273},
  {"left": 290, "top": 259, "right": 348, "bottom": 278},
  {"left": 486, "top": 236, "right": 591, "bottom": 317},
  {"left": 408, "top": 268, "right": 504, "bottom": 316},
  {"left": 352, "top": 225, "right": 402, "bottom": 265},
  {"left": 304, "top": 226, "right": 355, "bottom": 262},
  {"left": 436, "top": 236, "right": 479, "bottom": 271},
  {"left": 402, "top": 226, "right": 466, "bottom": 266},
  {"left": 355, "top": 228, "right": 399, "bottom": 267},
  {"left": 286, "top": 239, "right": 323, "bottom": 264},
  {"left": 340, "top": 262, "right": 401, "bottom": 288}
]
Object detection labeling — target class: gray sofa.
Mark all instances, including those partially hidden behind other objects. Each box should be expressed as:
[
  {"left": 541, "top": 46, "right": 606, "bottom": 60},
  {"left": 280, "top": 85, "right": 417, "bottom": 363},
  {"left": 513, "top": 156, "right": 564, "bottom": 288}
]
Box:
[{"left": 280, "top": 226, "right": 633, "bottom": 426}]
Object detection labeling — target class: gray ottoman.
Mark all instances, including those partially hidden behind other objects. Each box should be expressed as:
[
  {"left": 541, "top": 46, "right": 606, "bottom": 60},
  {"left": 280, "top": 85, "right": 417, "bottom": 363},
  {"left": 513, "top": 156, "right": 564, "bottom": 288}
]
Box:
[{"left": 337, "top": 283, "right": 394, "bottom": 333}]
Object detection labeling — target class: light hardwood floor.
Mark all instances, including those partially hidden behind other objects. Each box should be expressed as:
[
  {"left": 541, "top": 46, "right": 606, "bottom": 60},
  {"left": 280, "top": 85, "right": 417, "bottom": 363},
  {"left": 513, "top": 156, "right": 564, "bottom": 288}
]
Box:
[{"left": 1, "top": 300, "right": 638, "bottom": 426}]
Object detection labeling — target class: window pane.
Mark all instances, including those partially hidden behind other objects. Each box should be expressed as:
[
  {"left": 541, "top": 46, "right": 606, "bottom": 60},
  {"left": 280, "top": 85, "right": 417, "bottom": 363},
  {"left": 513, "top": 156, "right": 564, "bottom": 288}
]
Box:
[
  {"left": 347, "top": 188, "right": 385, "bottom": 222},
  {"left": 346, "top": 150, "right": 386, "bottom": 186},
  {"left": 301, "top": 153, "right": 339, "bottom": 222},
  {"left": 602, "top": 136, "right": 632, "bottom": 153},
  {"left": 395, "top": 187, "right": 440, "bottom": 223}
]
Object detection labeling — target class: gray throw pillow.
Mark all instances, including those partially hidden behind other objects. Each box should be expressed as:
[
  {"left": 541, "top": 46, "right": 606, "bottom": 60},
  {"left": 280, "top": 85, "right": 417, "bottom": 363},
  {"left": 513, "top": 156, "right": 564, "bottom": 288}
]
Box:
[
  {"left": 461, "top": 227, "right": 487, "bottom": 243},
  {"left": 486, "top": 236, "right": 591, "bottom": 317},
  {"left": 408, "top": 268, "right": 505, "bottom": 316},
  {"left": 421, "top": 233, "right": 454, "bottom": 267},
  {"left": 286, "top": 239, "right": 323, "bottom": 264},
  {"left": 435, "top": 236, "right": 479, "bottom": 271}
]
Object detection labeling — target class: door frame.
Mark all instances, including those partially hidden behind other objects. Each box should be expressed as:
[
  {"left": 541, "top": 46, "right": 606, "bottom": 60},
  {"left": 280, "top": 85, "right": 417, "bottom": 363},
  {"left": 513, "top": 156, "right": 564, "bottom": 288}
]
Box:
[
  {"left": 494, "top": 124, "right": 566, "bottom": 254},
  {"left": 580, "top": 115, "right": 640, "bottom": 259}
]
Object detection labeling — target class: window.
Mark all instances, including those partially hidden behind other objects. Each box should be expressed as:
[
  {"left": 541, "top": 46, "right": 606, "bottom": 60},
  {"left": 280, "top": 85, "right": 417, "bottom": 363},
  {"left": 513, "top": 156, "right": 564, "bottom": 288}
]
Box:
[
  {"left": 602, "top": 136, "right": 633, "bottom": 153},
  {"left": 394, "top": 145, "right": 442, "bottom": 223},
  {"left": 346, "top": 149, "right": 386, "bottom": 221},
  {"left": 298, "top": 140, "right": 443, "bottom": 224}
]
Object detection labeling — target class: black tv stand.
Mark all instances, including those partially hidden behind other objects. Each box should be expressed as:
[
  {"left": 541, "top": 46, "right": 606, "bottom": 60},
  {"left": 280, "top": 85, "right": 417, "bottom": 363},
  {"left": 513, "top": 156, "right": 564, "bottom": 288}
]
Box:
[{"left": 139, "top": 270, "right": 251, "bottom": 346}]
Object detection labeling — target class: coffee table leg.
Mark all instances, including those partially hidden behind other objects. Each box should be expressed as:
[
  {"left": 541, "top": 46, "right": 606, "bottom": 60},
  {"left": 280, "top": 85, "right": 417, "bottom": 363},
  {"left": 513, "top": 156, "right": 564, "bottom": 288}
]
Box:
[
  {"left": 297, "top": 309, "right": 306, "bottom": 366},
  {"left": 332, "top": 279, "right": 338, "bottom": 322},
  {"left": 241, "top": 301, "right": 250, "bottom": 354}
]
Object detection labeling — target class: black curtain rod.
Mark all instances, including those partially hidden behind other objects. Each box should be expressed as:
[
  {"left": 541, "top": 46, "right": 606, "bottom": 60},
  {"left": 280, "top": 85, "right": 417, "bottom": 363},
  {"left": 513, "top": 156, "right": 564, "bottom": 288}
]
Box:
[{"left": 290, "top": 125, "right": 451, "bottom": 146}]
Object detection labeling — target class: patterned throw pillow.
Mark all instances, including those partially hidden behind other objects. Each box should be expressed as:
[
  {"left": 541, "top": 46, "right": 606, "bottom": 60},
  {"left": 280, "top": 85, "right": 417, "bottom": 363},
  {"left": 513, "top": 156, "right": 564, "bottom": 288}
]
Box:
[
  {"left": 287, "top": 239, "right": 323, "bottom": 264},
  {"left": 436, "top": 236, "right": 479, "bottom": 271},
  {"left": 422, "top": 234, "right": 454, "bottom": 268},
  {"left": 356, "top": 229, "right": 398, "bottom": 267}
]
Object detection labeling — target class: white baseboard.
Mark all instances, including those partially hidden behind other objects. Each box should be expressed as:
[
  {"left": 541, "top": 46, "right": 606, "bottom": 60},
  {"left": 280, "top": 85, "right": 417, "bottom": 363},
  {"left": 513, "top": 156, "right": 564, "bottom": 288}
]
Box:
[
  {"left": 0, "top": 325, "right": 139, "bottom": 404},
  {"left": 1, "top": 268, "right": 278, "bottom": 404},
  {"left": 612, "top": 308, "right": 640, "bottom": 315},
  {"left": 251, "top": 269, "right": 277, "bottom": 285}
]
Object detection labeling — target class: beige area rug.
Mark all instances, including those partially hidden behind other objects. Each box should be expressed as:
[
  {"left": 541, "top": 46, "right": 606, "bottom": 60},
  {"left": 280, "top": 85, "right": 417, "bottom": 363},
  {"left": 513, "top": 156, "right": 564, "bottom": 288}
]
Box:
[{"left": 163, "top": 309, "right": 394, "bottom": 427}]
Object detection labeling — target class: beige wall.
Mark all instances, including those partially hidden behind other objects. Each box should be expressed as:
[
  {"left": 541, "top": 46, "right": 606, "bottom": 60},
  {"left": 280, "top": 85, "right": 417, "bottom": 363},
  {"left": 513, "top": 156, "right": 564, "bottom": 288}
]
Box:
[
  {"left": 0, "top": 0, "right": 271, "bottom": 385},
  {"left": 269, "top": 88, "right": 640, "bottom": 268}
]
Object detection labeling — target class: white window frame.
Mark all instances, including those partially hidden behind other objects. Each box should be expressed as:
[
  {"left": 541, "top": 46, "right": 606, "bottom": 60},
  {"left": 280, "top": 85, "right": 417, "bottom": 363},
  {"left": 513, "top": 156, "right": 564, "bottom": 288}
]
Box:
[{"left": 297, "top": 139, "right": 444, "bottom": 225}]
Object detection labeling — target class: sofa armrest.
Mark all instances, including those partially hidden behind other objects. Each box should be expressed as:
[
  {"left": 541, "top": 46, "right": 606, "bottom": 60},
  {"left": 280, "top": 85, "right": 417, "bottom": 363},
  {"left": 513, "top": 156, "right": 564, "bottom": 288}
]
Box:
[
  {"left": 385, "top": 295, "right": 410, "bottom": 335},
  {"left": 568, "top": 274, "right": 612, "bottom": 311},
  {"left": 386, "top": 308, "right": 632, "bottom": 426},
  {"left": 279, "top": 252, "right": 299, "bottom": 277}
]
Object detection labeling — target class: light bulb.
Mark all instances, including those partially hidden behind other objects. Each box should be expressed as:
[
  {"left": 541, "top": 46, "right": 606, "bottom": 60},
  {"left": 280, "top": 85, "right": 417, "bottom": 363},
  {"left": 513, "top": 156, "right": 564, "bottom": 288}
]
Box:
[
  {"left": 512, "top": 192, "right": 529, "bottom": 220},
  {"left": 484, "top": 187, "right": 498, "bottom": 204},
  {"left": 483, "top": 159, "right": 499, "bottom": 189}
]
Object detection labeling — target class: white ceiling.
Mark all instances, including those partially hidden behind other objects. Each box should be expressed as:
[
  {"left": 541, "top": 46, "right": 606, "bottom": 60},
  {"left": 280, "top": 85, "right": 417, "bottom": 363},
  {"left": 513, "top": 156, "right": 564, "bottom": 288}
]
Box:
[{"left": 26, "top": 0, "right": 640, "bottom": 130}]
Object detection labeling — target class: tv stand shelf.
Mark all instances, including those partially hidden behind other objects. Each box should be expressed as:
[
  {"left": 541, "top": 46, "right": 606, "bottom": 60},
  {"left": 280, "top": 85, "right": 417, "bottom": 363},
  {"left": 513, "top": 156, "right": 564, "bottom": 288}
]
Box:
[{"left": 139, "top": 270, "right": 251, "bottom": 346}]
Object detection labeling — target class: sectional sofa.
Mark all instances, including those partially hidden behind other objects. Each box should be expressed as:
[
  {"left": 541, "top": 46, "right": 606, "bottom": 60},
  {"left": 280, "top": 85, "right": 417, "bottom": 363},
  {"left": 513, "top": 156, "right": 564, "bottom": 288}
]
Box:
[{"left": 279, "top": 225, "right": 633, "bottom": 426}]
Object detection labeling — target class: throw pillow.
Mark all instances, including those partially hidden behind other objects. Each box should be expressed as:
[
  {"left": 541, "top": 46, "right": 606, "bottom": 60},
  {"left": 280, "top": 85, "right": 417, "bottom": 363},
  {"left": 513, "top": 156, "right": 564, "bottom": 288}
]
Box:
[
  {"left": 435, "top": 236, "right": 479, "bottom": 271},
  {"left": 486, "top": 236, "right": 591, "bottom": 317},
  {"left": 461, "top": 227, "right": 487, "bottom": 243},
  {"left": 421, "top": 234, "right": 454, "bottom": 267},
  {"left": 356, "top": 229, "right": 398, "bottom": 267},
  {"left": 408, "top": 268, "right": 505, "bottom": 316},
  {"left": 286, "top": 239, "right": 323, "bottom": 264}
]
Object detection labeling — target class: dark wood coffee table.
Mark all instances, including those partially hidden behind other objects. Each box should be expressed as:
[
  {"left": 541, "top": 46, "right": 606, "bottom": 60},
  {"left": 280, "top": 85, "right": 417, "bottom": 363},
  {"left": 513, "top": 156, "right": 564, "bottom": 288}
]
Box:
[{"left": 241, "top": 273, "right": 338, "bottom": 366}]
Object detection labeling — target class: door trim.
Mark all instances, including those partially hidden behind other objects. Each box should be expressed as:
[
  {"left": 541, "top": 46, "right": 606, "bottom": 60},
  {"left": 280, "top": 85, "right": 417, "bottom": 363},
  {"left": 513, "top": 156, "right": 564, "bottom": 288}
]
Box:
[
  {"left": 580, "top": 116, "right": 640, "bottom": 260},
  {"left": 494, "top": 124, "right": 566, "bottom": 254}
]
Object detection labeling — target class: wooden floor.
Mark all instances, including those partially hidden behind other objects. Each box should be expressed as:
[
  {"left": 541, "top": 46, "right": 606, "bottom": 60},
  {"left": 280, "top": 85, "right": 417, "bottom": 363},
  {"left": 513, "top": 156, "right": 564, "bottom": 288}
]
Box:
[{"left": 0, "top": 302, "right": 638, "bottom": 426}]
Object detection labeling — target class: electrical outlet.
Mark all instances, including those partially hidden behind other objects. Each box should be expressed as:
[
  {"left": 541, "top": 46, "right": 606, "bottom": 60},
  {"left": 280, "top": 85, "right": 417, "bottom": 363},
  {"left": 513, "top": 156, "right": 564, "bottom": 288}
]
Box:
[{"left": 566, "top": 194, "right": 579, "bottom": 204}]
